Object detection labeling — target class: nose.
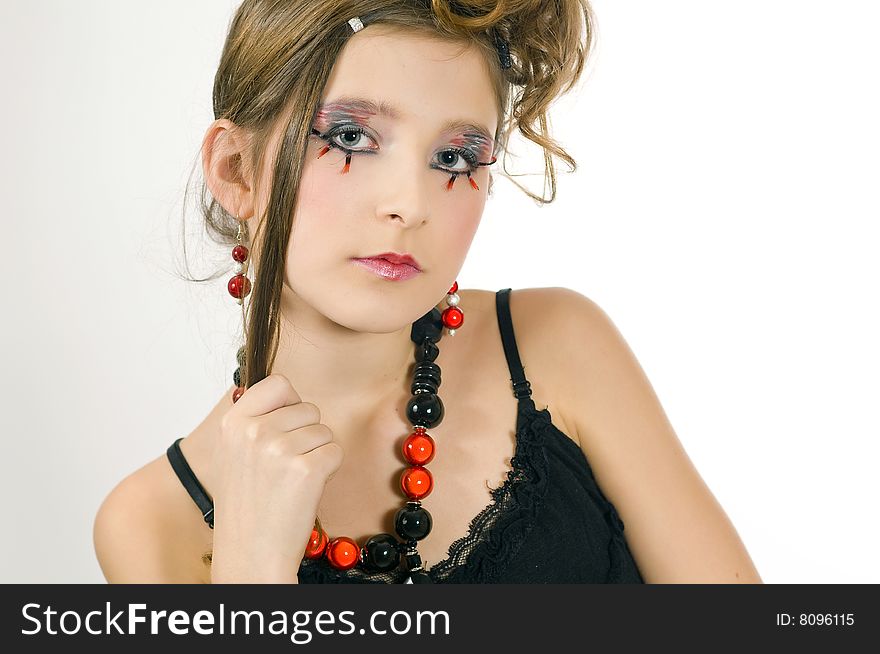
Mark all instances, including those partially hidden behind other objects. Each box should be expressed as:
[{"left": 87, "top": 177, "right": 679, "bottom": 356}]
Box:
[
  {"left": 377, "top": 194, "right": 430, "bottom": 226},
  {"left": 374, "top": 157, "right": 432, "bottom": 226}
]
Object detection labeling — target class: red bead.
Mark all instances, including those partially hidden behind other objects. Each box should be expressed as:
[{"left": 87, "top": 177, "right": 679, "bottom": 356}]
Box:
[
  {"left": 448, "top": 281, "right": 458, "bottom": 294},
  {"left": 326, "top": 536, "right": 360, "bottom": 570},
  {"left": 232, "top": 245, "right": 249, "bottom": 263},
  {"left": 228, "top": 274, "right": 251, "bottom": 299},
  {"left": 231, "top": 386, "right": 245, "bottom": 403},
  {"left": 402, "top": 431, "right": 435, "bottom": 465},
  {"left": 400, "top": 466, "right": 433, "bottom": 500},
  {"left": 304, "top": 528, "right": 328, "bottom": 559},
  {"left": 441, "top": 306, "right": 463, "bottom": 329}
]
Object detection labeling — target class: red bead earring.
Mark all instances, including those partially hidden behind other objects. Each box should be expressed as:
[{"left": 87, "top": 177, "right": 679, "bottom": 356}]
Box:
[
  {"left": 441, "top": 281, "right": 463, "bottom": 336},
  {"left": 227, "top": 219, "right": 251, "bottom": 306},
  {"left": 228, "top": 218, "right": 250, "bottom": 404}
]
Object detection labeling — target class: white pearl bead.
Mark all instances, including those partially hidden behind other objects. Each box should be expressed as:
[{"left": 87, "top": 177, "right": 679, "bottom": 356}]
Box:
[
  {"left": 446, "top": 292, "right": 460, "bottom": 306},
  {"left": 235, "top": 262, "right": 244, "bottom": 274},
  {"left": 447, "top": 328, "right": 456, "bottom": 337}
]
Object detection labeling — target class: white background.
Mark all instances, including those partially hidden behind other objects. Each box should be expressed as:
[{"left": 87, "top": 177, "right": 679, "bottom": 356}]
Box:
[{"left": 1, "top": 0, "right": 877, "bottom": 583}]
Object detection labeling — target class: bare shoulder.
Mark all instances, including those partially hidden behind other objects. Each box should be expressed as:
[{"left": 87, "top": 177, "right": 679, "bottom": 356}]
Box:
[
  {"left": 94, "top": 447, "right": 211, "bottom": 584},
  {"left": 512, "top": 286, "right": 763, "bottom": 583},
  {"left": 506, "top": 287, "right": 590, "bottom": 443},
  {"left": 455, "top": 286, "right": 583, "bottom": 444}
]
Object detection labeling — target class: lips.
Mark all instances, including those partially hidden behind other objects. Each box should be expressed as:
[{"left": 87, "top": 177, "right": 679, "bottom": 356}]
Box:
[
  {"left": 351, "top": 256, "right": 422, "bottom": 281},
  {"left": 360, "top": 251, "right": 422, "bottom": 271}
]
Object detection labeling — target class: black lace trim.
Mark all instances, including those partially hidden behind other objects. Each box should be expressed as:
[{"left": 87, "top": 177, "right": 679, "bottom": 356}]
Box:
[
  {"left": 427, "top": 397, "right": 551, "bottom": 583},
  {"left": 298, "top": 396, "right": 551, "bottom": 584}
]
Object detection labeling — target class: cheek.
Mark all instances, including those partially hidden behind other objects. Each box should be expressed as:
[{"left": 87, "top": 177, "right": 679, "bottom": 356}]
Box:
[
  {"left": 285, "top": 156, "right": 365, "bottom": 266},
  {"left": 436, "top": 187, "right": 485, "bottom": 264}
]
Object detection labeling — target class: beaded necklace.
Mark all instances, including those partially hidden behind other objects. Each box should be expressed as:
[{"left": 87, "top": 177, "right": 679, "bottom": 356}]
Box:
[{"left": 228, "top": 222, "right": 463, "bottom": 583}]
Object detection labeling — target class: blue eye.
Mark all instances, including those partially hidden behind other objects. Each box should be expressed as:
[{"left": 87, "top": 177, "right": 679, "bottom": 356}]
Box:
[
  {"left": 433, "top": 148, "right": 479, "bottom": 174},
  {"left": 311, "top": 125, "right": 480, "bottom": 174},
  {"left": 325, "top": 126, "right": 378, "bottom": 153}
]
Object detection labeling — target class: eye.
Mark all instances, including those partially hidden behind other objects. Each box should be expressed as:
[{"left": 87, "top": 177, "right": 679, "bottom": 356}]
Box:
[
  {"left": 433, "top": 148, "right": 479, "bottom": 174},
  {"left": 312, "top": 125, "right": 480, "bottom": 175},
  {"left": 325, "top": 126, "right": 378, "bottom": 153}
]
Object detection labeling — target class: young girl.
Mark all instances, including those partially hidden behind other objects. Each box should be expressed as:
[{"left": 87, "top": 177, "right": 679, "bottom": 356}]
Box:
[{"left": 94, "top": 0, "right": 762, "bottom": 584}]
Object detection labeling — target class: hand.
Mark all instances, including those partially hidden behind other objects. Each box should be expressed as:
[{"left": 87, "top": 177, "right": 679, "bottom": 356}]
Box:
[{"left": 208, "top": 374, "right": 344, "bottom": 583}]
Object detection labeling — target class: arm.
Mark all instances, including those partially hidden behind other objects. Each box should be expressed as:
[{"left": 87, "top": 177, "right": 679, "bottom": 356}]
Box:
[{"left": 540, "top": 287, "right": 763, "bottom": 583}]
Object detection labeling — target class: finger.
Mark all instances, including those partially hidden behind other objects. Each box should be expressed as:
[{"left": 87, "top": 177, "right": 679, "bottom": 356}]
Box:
[
  {"left": 262, "top": 402, "right": 322, "bottom": 432},
  {"left": 233, "top": 373, "right": 303, "bottom": 418},
  {"left": 299, "top": 441, "right": 345, "bottom": 478},
  {"left": 283, "top": 423, "right": 335, "bottom": 456}
]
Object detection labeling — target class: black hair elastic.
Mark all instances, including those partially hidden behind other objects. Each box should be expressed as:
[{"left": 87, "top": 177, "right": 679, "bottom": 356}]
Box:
[{"left": 492, "top": 27, "right": 512, "bottom": 69}]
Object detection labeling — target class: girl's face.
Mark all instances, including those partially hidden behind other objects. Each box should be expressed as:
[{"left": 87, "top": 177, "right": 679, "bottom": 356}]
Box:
[{"left": 282, "top": 26, "right": 499, "bottom": 333}]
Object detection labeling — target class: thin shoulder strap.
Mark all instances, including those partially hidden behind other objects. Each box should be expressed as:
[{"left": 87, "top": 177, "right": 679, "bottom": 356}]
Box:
[
  {"left": 495, "top": 288, "right": 533, "bottom": 401},
  {"left": 166, "top": 437, "right": 215, "bottom": 529}
]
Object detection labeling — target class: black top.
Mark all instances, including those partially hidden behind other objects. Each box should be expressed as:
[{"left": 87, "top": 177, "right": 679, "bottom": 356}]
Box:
[{"left": 166, "top": 288, "right": 645, "bottom": 583}]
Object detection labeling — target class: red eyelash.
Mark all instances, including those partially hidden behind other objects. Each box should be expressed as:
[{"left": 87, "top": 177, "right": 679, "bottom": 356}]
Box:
[
  {"left": 314, "top": 139, "right": 352, "bottom": 174},
  {"left": 311, "top": 128, "right": 495, "bottom": 190},
  {"left": 447, "top": 172, "right": 482, "bottom": 191}
]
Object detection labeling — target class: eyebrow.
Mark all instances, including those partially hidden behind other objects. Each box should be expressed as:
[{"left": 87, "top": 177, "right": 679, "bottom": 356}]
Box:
[{"left": 316, "top": 95, "right": 495, "bottom": 147}]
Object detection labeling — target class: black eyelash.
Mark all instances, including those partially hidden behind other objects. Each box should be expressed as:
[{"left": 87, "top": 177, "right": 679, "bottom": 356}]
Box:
[{"left": 309, "top": 126, "right": 496, "bottom": 190}]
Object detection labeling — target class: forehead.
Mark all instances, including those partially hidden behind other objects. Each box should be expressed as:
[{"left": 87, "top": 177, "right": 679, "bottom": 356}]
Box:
[{"left": 319, "top": 25, "right": 498, "bottom": 136}]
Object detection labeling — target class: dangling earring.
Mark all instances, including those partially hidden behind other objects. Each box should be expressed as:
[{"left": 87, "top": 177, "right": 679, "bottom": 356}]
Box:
[
  {"left": 227, "top": 217, "right": 250, "bottom": 404},
  {"left": 441, "top": 281, "right": 463, "bottom": 336},
  {"left": 227, "top": 218, "right": 251, "bottom": 305}
]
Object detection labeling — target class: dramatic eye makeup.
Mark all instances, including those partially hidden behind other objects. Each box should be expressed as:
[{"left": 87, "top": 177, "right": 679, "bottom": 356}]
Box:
[{"left": 309, "top": 97, "right": 497, "bottom": 191}]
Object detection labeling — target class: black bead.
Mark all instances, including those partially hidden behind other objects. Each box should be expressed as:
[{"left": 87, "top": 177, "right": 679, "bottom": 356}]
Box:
[
  {"left": 404, "top": 552, "right": 423, "bottom": 570},
  {"left": 233, "top": 366, "right": 241, "bottom": 387},
  {"left": 362, "top": 533, "right": 401, "bottom": 572},
  {"left": 394, "top": 505, "right": 432, "bottom": 541},
  {"left": 236, "top": 346, "right": 246, "bottom": 368},
  {"left": 410, "top": 380, "right": 439, "bottom": 395},
  {"left": 413, "top": 361, "right": 441, "bottom": 385},
  {"left": 411, "top": 361, "right": 441, "bottom": 395},
  {"left": 410, "top": 308, "right": 443, "bottom": 344},
  {"left": 414, "top": 339, "right": 439, "bottom": 363},
  {"left": 405, "top": 392, "right": 444, "bottom": 428}
]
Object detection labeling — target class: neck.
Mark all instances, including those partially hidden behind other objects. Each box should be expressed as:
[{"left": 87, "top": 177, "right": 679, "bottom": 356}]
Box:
[{"left": 263, "top": 286, "right": 446, "bottom": 427}]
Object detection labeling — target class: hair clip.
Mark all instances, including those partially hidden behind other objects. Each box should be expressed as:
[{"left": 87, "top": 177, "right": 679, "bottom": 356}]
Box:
[{"left": 492, "top": 28, "right": 512, "bottom": 70}]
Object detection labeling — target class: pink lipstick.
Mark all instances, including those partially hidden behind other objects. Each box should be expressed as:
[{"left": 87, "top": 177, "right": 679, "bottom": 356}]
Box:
[{"left": 352, "top": 252, "right": 422, "bottom": 281}]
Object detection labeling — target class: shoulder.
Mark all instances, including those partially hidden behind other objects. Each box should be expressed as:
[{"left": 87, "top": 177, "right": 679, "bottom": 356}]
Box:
[
  {"left": 503, "top": 285, "right": 667, "bottom": 474},
  {"left": 93, "top": 448, "right": 210, "bottom": 583},
  {"left": 508, "top": 286, "right": 763, "bottom": 582},
  {"left": 505, "top": 287, "right": 602, "bottom": 439},
  {"left": 455, "top": 286, "right": 586, "bottom": 441},
  {"left": 461, "top": 286, "right": 596, "bottom": 386},
  {"left": 488, "top": 286, "right": 641, "bottom": 444}
]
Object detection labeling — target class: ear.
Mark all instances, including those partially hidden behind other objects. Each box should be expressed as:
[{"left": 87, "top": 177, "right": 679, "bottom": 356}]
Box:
[{"left": 201, "top": 118, "right": 257, "bottom": 219}]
